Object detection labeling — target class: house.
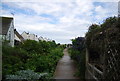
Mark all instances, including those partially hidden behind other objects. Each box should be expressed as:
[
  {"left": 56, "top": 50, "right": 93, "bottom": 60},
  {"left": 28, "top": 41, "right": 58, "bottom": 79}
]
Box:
[
  {"left": 38, "top": 36, "right": 44, "bottom": 41},
  {"left": 35, "top": 35, "right": 39, "bottom": 41},
  {"left": 21, "top": 31, "right": 29, "bottom": 40},
  {"left": 14, "top": 29, "right": 24, "bottom": 45},
  {"left": 0, "top": 16, "right": 14, "bottom": 47},
  {"left": 21, "top": 31, "right": 39, "bottom": 41},
  {"left": 38, "top": 36, "right": 52, "bottom": 41},
  {"left": 21, "top": 31, "right": 52, "bottom": 42}
]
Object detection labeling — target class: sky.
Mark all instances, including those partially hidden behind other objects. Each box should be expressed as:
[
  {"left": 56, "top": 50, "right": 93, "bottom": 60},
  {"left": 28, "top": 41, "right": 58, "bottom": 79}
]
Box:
[{"left": 1, "top": 0, "right": 118, "bottom": 44}]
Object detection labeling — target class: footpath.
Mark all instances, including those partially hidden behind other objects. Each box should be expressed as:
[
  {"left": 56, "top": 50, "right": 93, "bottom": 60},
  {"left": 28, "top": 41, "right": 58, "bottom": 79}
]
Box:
[{"left": 54, "top": 48, "right": 80, "bottom": 80}]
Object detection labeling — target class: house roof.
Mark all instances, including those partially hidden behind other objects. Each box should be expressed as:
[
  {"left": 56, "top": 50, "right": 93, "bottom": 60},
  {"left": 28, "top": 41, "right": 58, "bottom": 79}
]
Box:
[
  {"left": 14, "top": 29, "right": 24, "bottom": 41},
  {"left": 21, "top": 31, "right": 29, "bottom": 35},
  {"left": 0, "top": 16, "right": 13, "bottom": 35}
]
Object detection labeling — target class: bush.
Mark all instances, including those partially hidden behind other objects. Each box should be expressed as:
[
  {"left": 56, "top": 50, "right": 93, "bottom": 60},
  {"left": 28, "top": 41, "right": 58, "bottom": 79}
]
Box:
[
  {"left": 25, "top": 47, "right": 64, "bottom": 76},
  {"left": 69, "top": 37, "right": 86, "bottom": 80},
  {"left": 85, "top": 16, "right": 120, "bottom": 79},
  {"left": 2, "top": 44, "right": 28, "bottom": 78},
  {"left": 2, "top": 40, "right": 64, "bottom": 80},
  {"left": 85, "top": 16, "right": 119, "bottom": 63},
  {"left": 6, "top": 70, "right": 48, "bottom": 80}
]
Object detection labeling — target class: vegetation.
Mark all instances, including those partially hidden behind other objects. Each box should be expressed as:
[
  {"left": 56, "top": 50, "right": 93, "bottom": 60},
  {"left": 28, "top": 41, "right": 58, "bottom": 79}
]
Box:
[
  {"left": 85, "top": 17, "right": 120, "bottom": 70},
  {"left": 2, "top": 40, "right": 64, "bottom": 80},
  {"left": 68, "top": 37, "right": 86, "bottom": 80},
  {"left": 6, "top": 70, "right": 48, "bottom": 80},
  {"left": 68, "top": 16, "right": 120, "bottom": 80},
  {"left": 85, "top": 16, "right": 120, "bottom": 79},
  {"left": 2, "top": 16, "right": 119, "bottom": 80}
]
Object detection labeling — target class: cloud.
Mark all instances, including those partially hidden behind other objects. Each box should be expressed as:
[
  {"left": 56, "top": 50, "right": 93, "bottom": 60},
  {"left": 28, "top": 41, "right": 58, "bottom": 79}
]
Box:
[
  {"left": 2, "top": 0, "right": 119, "bottom": 2},
  {"left": 1, "top": 0, "right": 118, "bottom": 44}
]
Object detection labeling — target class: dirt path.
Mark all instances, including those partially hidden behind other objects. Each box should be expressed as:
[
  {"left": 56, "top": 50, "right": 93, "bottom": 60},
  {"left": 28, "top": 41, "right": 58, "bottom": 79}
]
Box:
[{"left": 53, "top": 48, "right": 79, "bottom": 79}]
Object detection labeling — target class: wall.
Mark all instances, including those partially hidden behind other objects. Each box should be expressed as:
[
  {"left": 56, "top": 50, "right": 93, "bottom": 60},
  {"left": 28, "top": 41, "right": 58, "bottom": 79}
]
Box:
[
  {"left": 6, "top": 20, "right": 14, "bottom": 47},
  {"left": 28, "top": 34, "right": 35, "bottom": 40},
  {"left": 21, "top": 32, "right": 28, "bottom": 40}
]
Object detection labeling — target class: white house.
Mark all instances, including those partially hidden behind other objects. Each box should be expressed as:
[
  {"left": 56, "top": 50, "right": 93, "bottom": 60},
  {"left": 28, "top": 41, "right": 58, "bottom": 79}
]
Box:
[
  {"left": 38, "top": 36, "right": 52, "bottom": 41},
  {"left": 28, "top": 34, "right": 34, "bottom": 40},
  {"left": 21, "top": 32, "right": 52, "bottom": 42},
  {"left": 35, "top": 35, "right": 39, "bottom": 41},
  {"left": 21, "top": 32, "right": 39, "bottom": 41},
  {"left": 38, "top": 36, "right": 44, "bottom": 41},
  {"left": 21, "top": 31, "right": 29, "bottom": 40},
  {"left": 0, "top": 16, "right": 14, "bottom": 47}
]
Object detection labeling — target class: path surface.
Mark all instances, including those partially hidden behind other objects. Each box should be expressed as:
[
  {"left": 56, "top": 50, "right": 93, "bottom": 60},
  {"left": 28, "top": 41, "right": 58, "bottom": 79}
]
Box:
[{"left": 54, "top": 48, "right": 79, "bottom": 79}]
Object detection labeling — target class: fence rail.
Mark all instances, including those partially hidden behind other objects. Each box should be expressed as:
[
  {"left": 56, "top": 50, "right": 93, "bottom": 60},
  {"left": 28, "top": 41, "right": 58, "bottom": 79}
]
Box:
[{"left": 86, "top": 63, "right": 103, "bottom": 81}]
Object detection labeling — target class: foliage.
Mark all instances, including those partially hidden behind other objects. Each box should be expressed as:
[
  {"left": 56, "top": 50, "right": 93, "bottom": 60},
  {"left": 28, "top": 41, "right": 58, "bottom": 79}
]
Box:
[
  {"left": 101, "top": 17, "right": 118, "bottom": 29},
  {"left": 17, "top": 40, "right": 57, "bottom": 54},
  {"left": 85, "top": 16, "right": 120, "bottom": 63},
  {"left": 72, "top": 37, "right": 85, "bottom": 51},
  {"left": 87, "top": 24, "right": 100, "bottom": 33},
  {"left": 25, "top": 47, "right": 64, "bottom": 74},
  {"left": 6, "top": 70, "right": 48, "bottom": 80},
  {"left": 85, "top": 16, "right": 120, "bottom": 79},
  {"left": 2, "top": 44, "right": 28, "bottom": 78},
  {"left": 2, "top": 40, "right": 64, "bottom": 80},
  {"left": 69, "top": 37, "right": 86, "bottom": 80}
]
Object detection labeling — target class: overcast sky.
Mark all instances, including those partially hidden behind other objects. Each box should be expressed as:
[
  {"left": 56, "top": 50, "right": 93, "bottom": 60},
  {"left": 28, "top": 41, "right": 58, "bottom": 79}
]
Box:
[{"left": 1, "top": 0, "right": 118, "bottom": 44}]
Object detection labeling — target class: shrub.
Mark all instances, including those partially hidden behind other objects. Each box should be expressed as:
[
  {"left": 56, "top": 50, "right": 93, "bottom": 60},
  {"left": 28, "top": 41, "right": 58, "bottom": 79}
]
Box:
[
  {"left": 6, "top": 70, "right": 48, "bottom": 80},
  {"left": 69, "top": 37, "right": 86, "bottom": 80},
  {"left": 85, "top": 16, "right": 119, "bottom": 63},
  {"left": 2, "top": 39, "right": 64, "bottom": 80},
  {"left": 2, "top": 45, "right": 28, "bottom": 78}
]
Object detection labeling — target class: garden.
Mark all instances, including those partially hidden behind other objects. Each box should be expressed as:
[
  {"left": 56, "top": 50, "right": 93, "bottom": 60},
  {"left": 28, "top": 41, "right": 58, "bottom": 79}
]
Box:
[{"left": 2, "top": 40, "right": 65, "bottom": 80}]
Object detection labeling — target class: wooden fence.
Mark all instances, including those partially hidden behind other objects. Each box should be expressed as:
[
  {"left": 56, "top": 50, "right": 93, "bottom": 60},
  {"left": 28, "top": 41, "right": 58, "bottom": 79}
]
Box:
[
  {"left": 85, "top": 48, "right": 103, "bottom": 81},
  {"left": 103, "top": 37, "right": 120, "bottom": 80},
  {"left": 86, "top": 37, "right": 120, "bottom": 80}
]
